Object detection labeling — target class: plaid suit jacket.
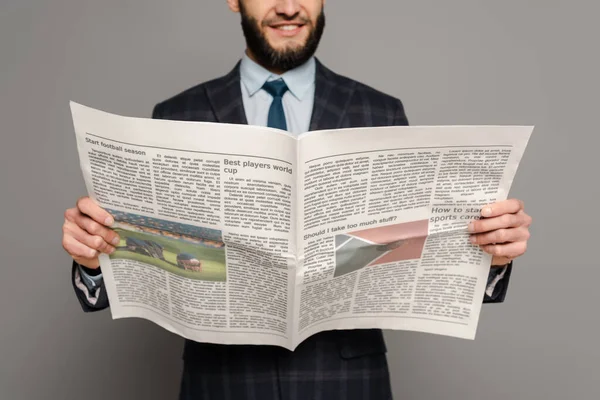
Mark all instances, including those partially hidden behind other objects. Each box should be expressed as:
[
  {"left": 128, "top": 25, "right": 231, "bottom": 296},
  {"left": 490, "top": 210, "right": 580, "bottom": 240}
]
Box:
[{"left": 72, "top": 59, "right": 512, "bottom": 399}]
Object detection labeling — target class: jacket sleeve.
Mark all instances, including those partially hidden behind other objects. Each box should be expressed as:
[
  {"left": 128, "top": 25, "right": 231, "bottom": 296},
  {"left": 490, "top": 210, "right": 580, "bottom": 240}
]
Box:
[
  {"left": 71, "top": 261, "right": 110, "bottom": 312},
  {"left": 483, "top": 262, "right": 513, "bottom": 303}
]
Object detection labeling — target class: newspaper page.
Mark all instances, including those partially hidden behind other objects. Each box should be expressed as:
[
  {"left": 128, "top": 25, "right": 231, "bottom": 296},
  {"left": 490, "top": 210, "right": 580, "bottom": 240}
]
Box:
[
  {"left": 71, "top": 102, "right": 299, "bottom": 348},
  {"left": 295, "top": 126, "right": 531, "bottom": 344},
  {"left": 70, "top": 102, "right": 532, "bottom": 350}
]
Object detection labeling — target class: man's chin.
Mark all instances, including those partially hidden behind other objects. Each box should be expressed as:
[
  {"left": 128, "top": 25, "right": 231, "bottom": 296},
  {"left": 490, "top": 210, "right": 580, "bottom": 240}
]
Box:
[
  {"left": 277, "top": 43, "right": 306, "bottom": 54},
  {"left": 265, "top": 34, "right": 308, "bottom": 51}
]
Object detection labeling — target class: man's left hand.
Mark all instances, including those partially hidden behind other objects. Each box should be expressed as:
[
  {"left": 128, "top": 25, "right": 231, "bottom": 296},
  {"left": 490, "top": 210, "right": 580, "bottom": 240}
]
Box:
[{"left": 468, "top": 199, "right": 532, "bottom": 266}]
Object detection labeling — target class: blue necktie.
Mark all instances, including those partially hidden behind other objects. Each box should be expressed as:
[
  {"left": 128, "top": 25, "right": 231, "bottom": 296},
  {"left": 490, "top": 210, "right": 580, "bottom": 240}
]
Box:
[{"left": 262, "top": 79, "right": 289, "bottom": 131}]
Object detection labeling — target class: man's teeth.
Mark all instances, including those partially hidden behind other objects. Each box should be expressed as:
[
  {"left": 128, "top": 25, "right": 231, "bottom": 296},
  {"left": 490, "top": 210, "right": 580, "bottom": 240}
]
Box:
[{"left": 278, "top": 25, "right": 298, "bottom": 31}]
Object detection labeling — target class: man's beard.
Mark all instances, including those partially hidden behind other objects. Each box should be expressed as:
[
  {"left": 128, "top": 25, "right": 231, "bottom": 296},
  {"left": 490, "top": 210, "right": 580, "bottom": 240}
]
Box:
[{"left": 240, "top": 4, "right": 325, "bottom": 72}]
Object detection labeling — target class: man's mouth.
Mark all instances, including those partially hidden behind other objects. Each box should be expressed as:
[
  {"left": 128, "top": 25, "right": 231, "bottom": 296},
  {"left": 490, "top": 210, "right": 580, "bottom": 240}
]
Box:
[
  {"left": 275, "top": 24, "right": 303, "bottom": 30},
  {"left": 268, "top": 22, "right": 306, "bottom": 37}
]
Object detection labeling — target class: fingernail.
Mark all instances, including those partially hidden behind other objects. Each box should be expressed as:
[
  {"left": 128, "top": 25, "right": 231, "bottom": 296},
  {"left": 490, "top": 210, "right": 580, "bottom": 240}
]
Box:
[
  {"left": 105, "top": 216, "right": 114, "bottom": 226},
  {"left": 467, "top": 222, "right": 475, "bottom": 232},
  {"left": 469, "top": 235, "right": 477, "bottom": 244},
  {"left": 481, "top": 207, "right": 492, "bottom": 217},
  {"left": 89, "top": 249, "right": 96, "bottom": 258},
  {"left": 107, "top": 247, "right": 115, "bottom": 254},
  {"left": 112, "top": 236, "right": 120, "bottom": 245}
]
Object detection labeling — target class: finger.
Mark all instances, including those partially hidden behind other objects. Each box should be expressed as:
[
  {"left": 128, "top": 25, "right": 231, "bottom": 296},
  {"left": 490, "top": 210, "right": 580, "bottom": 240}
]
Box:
[
  {"left": 470, "top": 226, "right": 530, "bottom": 246},
  {"left": 468, "top": 211, "right": 529, "bottom": 233},
  {"left": 63, "top": 219, "right": 117, "bottom": 254},
  {"left": 480, "top": 199, "right": 524, "bottom": 218},
  {"left": 66, "top": 210, "right": 120, "bottom": 246},
  {"left": 76, "top": 197, "right": 114, "bottom": 226},
  {"left": 62, "top": 232, "right": 101, "bottom": 269},
  {"left": 62, "top": 233, "right": 99, "bottom": 259},
  {"left": 521, "top": 210, "right": 533, "bottom": 228},
  {"left": 481, "top": 241, "right": 528, "bottom": 259}
]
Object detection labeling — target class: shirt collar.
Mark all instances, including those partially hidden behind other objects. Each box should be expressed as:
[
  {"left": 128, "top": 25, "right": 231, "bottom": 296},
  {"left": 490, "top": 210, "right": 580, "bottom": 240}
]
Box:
[{"left": 240, "top": 52, "right": 316, "bottom": 101}]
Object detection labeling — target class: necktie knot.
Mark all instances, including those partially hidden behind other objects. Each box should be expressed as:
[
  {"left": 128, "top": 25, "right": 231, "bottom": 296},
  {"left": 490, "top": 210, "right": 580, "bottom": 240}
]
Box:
[{"left": 262, "top": 79, "right": 289, "bottom": 98}]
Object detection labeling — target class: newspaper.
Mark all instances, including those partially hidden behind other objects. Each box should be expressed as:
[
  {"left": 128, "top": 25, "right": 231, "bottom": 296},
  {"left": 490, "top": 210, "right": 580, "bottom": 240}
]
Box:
[{"left": 70, "top": 101, "right": 533, "bottom": 349}]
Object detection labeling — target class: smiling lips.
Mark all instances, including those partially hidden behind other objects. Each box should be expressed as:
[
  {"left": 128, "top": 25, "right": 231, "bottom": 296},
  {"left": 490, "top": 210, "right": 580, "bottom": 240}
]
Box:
[{"left": 268, "top": 22, "right": 306, "bottom": 37}]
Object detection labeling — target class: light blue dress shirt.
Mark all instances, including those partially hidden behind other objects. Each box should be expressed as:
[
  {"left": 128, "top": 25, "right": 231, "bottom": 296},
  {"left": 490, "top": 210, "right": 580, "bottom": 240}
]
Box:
[
  {"left": 79, "top": 265, "right": 103, "bottom": 287},
  {"left": 240, "top": 53, "right": 316, "bottom": 134}
]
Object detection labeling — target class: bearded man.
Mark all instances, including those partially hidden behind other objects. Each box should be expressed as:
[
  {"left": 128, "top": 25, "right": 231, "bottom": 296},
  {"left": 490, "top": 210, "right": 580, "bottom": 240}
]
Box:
[{"left": 62, "top": 1, "right": 533, "bottom": 398}]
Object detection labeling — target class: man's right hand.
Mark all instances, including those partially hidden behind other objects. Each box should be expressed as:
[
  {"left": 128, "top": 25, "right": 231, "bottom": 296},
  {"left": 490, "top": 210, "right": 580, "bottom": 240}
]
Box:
[{"left": 62, "top": 197, "right": 120, "bottom": 269}]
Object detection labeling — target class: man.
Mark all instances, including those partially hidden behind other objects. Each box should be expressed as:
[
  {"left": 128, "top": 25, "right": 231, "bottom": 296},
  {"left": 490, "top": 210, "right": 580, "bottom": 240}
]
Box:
[{"left": 62, "top": 1, "right": 533, "bottom": 398}]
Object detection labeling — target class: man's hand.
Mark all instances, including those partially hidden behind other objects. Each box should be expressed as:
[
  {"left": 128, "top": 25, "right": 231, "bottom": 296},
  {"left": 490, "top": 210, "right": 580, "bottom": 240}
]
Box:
[
  {"left": 468, "top": 199, "right": 532, "bottom": 266},
  {"left": 62, "top": 197, "right": 120, "bottom": 269}
]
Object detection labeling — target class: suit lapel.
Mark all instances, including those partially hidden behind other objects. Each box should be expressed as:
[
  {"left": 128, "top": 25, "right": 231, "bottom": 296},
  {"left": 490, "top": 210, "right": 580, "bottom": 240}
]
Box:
[
  {"left": 309, "top": 59, "right": 356, "bottom": 131},
  {"left": 205, "top": 62, "right": 248, "bottom": 125},
  {"left": 205, "top": 59, "right": 353, "bottom": 130}
]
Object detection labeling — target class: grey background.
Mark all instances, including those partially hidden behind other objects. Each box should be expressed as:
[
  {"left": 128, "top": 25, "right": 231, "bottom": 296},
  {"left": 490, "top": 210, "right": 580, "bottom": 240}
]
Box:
[{"left": 1, "top": 0, "right": 598, "bottom": 399}]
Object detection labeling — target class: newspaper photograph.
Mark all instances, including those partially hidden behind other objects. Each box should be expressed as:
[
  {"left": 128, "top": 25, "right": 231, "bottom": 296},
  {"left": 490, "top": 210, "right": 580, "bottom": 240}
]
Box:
[{"left": 70, "top": 101, "right": 533, "bottom": 350}]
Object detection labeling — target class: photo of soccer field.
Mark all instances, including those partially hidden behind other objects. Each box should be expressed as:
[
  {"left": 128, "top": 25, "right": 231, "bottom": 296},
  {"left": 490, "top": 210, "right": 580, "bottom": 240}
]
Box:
[{"left": 110, "top": 228, "right": 226, "bottom": 282}]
